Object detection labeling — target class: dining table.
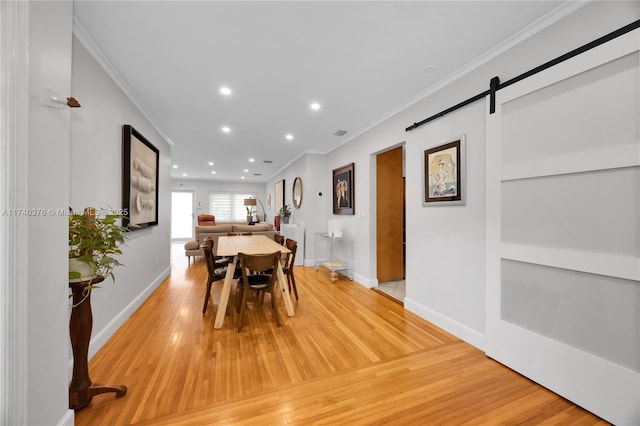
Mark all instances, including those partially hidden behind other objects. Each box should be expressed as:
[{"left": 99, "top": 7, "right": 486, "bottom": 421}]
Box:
[{"left": 213, "top": 234, "right": 294, "bottom": 329}]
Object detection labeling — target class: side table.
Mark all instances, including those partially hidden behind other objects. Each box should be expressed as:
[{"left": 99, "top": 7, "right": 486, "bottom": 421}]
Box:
[
  {"left": 69, "top": 277, "right": 127, "bottom": 410},
  {"left": 314, "top": 233, "right": 353, "bottom": 282}
]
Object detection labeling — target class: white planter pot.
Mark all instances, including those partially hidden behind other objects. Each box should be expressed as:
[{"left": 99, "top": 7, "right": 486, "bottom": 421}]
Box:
[{"left": 69, "top": 257, "right": 97, "bottom": 283}]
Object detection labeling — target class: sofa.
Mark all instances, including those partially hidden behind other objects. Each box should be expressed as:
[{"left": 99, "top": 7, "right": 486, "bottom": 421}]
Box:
[{"left": 184, "top": 222, "right": 277, "bottom": 264}]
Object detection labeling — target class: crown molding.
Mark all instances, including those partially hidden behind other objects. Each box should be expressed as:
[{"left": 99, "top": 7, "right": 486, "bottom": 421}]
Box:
[
  {"left": 72, "top": 17, "right": 175, "bottom": 147},
  {"left": 333, "top": 1, "right": 589, "bottom": 149}
]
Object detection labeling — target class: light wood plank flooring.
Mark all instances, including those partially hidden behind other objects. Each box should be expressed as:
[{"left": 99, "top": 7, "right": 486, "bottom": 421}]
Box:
[{"left": 75, "top": 243, "right": 607, "bottom": 425}]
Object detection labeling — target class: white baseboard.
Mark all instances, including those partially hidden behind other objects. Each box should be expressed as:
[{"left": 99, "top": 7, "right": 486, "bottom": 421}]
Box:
[
  {"left": 353, "top": 273, "right": 376, "bottom": 288},
  {"left": 88, "top": 267, "right": 170, "bottom": 359},
  {"left": 304, "top": 258, "right": 323, "bottom": 267},
  {"left": 404, "top": 297, "right": 486, "bottom": 351}
]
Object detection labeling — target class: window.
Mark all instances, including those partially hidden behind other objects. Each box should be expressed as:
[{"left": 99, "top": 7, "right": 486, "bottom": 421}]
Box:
[{"left": 208, "top": 192, "right": 255, "bottom": 222}]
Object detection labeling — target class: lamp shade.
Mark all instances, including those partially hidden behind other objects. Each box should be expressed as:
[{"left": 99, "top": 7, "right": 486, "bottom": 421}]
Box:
[{"left": 244, "top": 198, "right": 257, "bottom": 207}]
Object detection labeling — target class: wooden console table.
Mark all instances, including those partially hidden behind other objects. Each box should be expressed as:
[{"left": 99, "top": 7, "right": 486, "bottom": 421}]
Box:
[{"left": 69, "top": 277, "right": 127, "bottom": 410}]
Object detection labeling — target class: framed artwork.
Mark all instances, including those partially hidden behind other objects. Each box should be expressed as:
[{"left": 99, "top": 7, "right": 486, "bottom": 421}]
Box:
[
  {"left": 333, "top": 162, "right": 355, "bottom": 215},
  {"left": 266, "top": 194, "right": 272, "bottom": 211},
  {"left": 274, "top": 179, "right": 285, "bottom": 215},
  {"left": 122, "top": 124, "right": 159, "bottom": 229},
  {"left": 423, "top": 135, "right": 465, "bottom": 206}
]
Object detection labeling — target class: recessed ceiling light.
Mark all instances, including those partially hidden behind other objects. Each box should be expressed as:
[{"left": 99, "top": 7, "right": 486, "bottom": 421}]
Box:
[
  {"left": 244, "top": 169, "right": 249, "bottom": 173},
  {"left": 221, "top": 126, "right": 231, "bottom": 133},
  {"left": 310, "top": 102, "right": 321, "bottom": 111},
  {"left": 219, "top": 86, "right": 232, "bottom": 96},
  {"left": 208, "top": 161, "right": 214, "bottom": 166},
  {"left": 211, "top": 171, "right": 216, "bottom": 175},
  {"left": 182, "top": 173, "right": 187, "bottom": 177},
  {"left": 172, "top": 165, "right": 178, "bottom": 169},
  {"left": 285, "top": 134, "right": 294, "bottom": 141},
  {"left": 241, "top": 176, "right": 245, "bottom": 180},
  {"left": 248, "top": 158, "right": 255, "bottom": 163}
]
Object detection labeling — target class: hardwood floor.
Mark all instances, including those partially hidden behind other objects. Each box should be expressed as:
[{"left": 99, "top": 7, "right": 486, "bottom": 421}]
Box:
[{"left": 75, "top": 243, "right": 607, "bottom": 425}]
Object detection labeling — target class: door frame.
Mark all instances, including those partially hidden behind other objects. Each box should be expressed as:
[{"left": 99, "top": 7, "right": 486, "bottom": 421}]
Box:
[{"left": 1, "top": 1, "right": 30, "bottom": 422}]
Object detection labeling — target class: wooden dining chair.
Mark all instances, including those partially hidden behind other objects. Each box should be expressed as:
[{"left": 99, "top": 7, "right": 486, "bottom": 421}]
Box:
[
  {"left": 274, "top": 234, "right": 285, "bottom": 245},
  {"left": 235, "top": 251, "right": 281, "bottom": 332},
  {"left": 272, "top": 233, "right": 288, "bottom": 267},
  {"left": 227, "top": 232, "right": 253, "bottom": 236},
  {"left": 201, "top": 238, "right": 227, "bottom": 314},
  {"left": 284, "top": 238, "right": 299, "bottom": 300}
]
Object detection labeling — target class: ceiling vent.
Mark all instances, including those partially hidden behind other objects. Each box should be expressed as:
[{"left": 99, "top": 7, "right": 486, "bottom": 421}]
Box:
[
  {"left": 263, "top": 160, "right": 273, "bottom": 164},
  {"left": 334, "top": 129, "right": 348, "bottom": 137},
  {"left": 253, "top": 173, "right": 262, "bottom": 176}
]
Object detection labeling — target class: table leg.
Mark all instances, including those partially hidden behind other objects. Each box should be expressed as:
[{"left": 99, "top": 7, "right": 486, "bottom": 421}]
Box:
[
  {"left": 276, "top": 261, "right": 295, "bottom": 316},
  {"left": 214, "top": 256, "right": 237, "bottom": 329}
]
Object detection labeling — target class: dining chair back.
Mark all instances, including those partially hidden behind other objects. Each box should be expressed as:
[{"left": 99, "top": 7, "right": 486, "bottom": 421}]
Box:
[
  {"left": 274, "top": 234, "right": 285, "bottom": 245},
  {"left": 284, "top": 238, "right": 299, "bottom": 300},
  {"left": 201, "top": 237, "right": 227, "bottom": 314},
  {"left": 236, "top": 251, "right": 282, "bottom": 332}
]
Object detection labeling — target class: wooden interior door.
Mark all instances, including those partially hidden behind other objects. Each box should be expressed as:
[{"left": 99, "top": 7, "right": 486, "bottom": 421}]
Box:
[{"left": 376, "top": 146, "right": 404, "bottom": 282}]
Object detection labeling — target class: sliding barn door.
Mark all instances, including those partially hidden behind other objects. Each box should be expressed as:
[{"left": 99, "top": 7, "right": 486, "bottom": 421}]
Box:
[{"left": 486, "top": 30, "right": 639, "bottom": 424}]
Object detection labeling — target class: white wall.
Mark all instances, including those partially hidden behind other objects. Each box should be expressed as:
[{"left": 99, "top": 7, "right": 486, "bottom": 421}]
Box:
[
  {"left": 171, "top": 179, "right": 266, "bottom": 230},
  {"left": 70, "top": 37, "right": 171, "bottom": 358},
  {"left": 24, "top": 2, "right": 72, "bottom": 424},
  {"left": 26, "top": 2, "right": 74, "bottom": 424},
  {"left": 267, "top": 153, "right": 328, "bottom": 265}
]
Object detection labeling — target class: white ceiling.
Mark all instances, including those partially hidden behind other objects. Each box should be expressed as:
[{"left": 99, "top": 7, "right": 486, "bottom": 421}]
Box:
[{"left": 73, "top": 1, "right": 567, "bottom": 182}]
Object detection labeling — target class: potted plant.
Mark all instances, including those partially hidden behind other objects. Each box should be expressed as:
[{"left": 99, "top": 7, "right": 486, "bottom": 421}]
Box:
[
  {"left": 69, "top": 207, "right": 127, "bottom": 288},
  {"left": 245, "top": 205, "right": 255, "bottom": 224},
  {"left": 279, "top": 204, "right": 291, "bottom": 224}
]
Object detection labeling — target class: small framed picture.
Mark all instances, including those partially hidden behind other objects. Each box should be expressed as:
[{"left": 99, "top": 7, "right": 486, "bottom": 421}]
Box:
[
  {"left": 423, "top": 135, "right": 465, "bottom": 206},
  {"left": 274, "top": 179, "right": 285, "bottom": 214},
  {"left": 333, "top": 162, "right": 354, "bottom": 215}
]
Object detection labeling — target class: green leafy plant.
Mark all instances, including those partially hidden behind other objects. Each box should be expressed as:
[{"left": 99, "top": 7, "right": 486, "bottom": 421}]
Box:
[
  {"left": 279, "top": 204, "right": 291, "bottom": 218},
  {"left": 69, "top": 208, "right": 126, "bottom": 289}
]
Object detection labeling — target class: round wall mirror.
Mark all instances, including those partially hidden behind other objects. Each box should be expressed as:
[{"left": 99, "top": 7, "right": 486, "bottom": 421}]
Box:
[{"left": 292, "top": 176, "right": 303, "bottom": 208}]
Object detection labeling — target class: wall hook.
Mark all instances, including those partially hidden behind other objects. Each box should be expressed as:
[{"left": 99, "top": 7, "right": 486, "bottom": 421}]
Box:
[{"left": 36, "top": 89, "right": 81, "bottom": 108}]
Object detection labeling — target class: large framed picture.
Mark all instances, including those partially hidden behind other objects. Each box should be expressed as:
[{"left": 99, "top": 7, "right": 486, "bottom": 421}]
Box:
[
  {"left": 423, "top": 135, "right": 465, "bottom": 206},
  {"left": 333, "top": 162, "right": 355, "bottom": 215},
  {"left": 122, "top": 125, "right": 159, "bottom": 230},
  {"left": 274, "top": 179, "right": 285, "bottom": 215}
]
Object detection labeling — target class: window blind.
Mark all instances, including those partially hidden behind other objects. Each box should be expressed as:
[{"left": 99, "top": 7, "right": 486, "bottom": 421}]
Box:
[{"left": 208, "top": 192, "right": 255, "bottom": 222}]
